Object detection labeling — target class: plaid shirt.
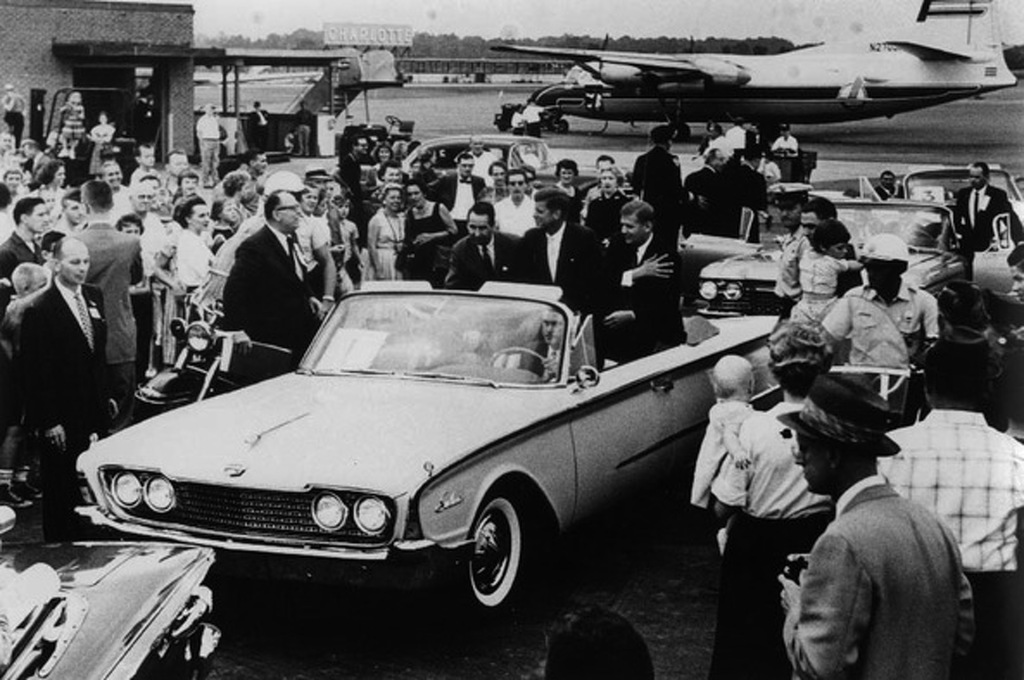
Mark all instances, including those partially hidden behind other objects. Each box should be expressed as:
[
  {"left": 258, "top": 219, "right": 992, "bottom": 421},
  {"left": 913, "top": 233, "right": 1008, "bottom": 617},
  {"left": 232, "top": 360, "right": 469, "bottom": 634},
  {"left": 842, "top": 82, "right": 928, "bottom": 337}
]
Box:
[{"left": 882, "top": 409, "right": 1024, "bottom": 571}]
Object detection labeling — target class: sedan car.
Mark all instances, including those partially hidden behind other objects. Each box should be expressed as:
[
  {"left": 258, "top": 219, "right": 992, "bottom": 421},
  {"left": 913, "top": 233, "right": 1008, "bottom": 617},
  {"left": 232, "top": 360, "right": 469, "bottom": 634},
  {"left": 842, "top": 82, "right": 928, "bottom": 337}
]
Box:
[
  {"left": 79, "top": 283, "right": 776, "bottom": 610},
  {"left": 402, "top": 134, "right": 587, "bottom": 186},
  {"left": 0, "top": 512, "right": 218, "bottom": 679},
  {"left": 698, "top": 199, "right": 965, "bottom": 316}
]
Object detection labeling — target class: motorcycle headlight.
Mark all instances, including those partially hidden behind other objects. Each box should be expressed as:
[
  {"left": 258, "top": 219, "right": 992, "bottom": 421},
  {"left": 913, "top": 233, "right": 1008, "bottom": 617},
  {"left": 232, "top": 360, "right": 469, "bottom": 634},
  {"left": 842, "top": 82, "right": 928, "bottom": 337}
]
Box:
[
  {"left": 699, "top": 280, "right": 719, "bottom": 300},
  {"left": 144, "top": 476, "right": 176, "bottom": 513},
  {"left": 354, "top": 497, "right": 390, "bottom": 536},
  {"left": 112, "top": 472, "right": 143, "bottom": 508},
  {"left": 723, "top": 282, "right": 743, "bottom": 301},
  {"left": 186, "top": 322, "right": 214, "bottom": 353},
  {"left": 312, "top": 493, "right": 348, "bottom": 532}
]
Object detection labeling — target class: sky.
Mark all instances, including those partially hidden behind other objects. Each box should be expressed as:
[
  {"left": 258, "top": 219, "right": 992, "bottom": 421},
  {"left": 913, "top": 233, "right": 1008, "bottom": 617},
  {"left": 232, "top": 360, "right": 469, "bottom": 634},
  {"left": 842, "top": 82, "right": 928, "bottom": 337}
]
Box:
[{"left": 123, "top": 0, "right": 1024, "bottom": 45}]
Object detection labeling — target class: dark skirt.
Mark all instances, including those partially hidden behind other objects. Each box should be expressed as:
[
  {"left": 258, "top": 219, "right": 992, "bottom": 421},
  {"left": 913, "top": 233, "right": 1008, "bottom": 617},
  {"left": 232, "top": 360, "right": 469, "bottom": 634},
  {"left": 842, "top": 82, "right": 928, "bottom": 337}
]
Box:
[{"left": 708, "top": 511, "right": 833, "bottom": 680}]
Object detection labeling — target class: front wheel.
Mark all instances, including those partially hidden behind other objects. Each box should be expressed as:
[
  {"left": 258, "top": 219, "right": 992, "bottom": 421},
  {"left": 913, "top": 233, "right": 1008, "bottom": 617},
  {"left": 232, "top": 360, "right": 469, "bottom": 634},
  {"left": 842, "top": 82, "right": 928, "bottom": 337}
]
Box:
[{"left": 468, "top": 496, "right": 525, "bottom": 609}]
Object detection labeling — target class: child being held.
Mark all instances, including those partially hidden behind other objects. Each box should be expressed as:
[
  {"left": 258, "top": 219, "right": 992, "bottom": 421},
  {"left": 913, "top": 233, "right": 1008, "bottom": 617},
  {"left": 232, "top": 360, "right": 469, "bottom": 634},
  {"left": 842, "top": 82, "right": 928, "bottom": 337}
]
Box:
[{"left": 790, "top": 218, "right": 863, "bottom": 324}]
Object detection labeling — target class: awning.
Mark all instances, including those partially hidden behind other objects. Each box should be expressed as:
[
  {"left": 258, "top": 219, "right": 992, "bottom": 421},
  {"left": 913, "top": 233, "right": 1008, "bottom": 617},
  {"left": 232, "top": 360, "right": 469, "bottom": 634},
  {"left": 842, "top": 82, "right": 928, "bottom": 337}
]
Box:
[
  {"left": 52, "top": 42, "right": 194, "bottom": 60},
  {"left": 192, "top": 47, "right": 362, "bottom": 68}
]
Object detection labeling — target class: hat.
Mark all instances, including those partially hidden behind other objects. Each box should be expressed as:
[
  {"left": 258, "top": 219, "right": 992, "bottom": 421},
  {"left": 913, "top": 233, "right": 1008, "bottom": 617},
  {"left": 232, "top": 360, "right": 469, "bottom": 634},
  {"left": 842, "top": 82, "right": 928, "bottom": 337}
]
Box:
[
  {"left": 862, "top": 233, "right": 909, "bottom": 264},
  {"left": 926, "top": 326, "right": 999, "bottom": 379},
  {"left": 304, "top": 164, "right": 330, "bottom": 181},
  {"left": 769, "top": 182, "right": 812, "bottom": 205},
  {"left": 778, "top": 374, "right": 900, "bottom": 456}
]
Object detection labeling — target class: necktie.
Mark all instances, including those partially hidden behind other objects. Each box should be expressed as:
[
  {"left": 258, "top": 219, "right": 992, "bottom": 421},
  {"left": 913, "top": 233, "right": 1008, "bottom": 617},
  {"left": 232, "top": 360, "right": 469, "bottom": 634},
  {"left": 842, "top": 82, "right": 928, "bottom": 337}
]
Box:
[
  {"left": 286, "top": 233, "right": 305, "bottom": 281},
  {"left": 459, "top": 178, "right": 472, "bottom": 184},
  {"left": 480, "top": 245, "right": 494, "bottom": 276},
  {"left": 75, "top": 290, "right": 94, "bottom": 350}
]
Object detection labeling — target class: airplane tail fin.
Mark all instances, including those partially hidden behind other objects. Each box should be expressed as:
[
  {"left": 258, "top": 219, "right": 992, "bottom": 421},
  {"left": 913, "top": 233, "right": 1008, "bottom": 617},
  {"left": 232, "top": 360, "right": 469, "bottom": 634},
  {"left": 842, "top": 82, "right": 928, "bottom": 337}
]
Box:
[{"left": 914, "top": 0, "right": 1004, "bottom": 52}]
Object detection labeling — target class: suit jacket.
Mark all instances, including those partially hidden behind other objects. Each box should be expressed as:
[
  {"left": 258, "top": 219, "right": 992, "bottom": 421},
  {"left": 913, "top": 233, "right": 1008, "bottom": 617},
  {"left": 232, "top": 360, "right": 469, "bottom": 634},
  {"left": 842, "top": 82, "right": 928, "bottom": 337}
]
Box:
[
  {"left": 601, "top": 235, "right": 685, "bottom": 361},
  {"left": 785, "top": 484, "right": 973, "bottom": 680},
  {"left": 20, "top": 283, "right": 109, "bottom": 441},
  {"left": 78, "top": 222, "right": 143, "bottom": 364},
  {"left": 954, "top": 185, "right": 1024, "bottom": 253},
  {"left": 445, "top": 232, "right": 520, "bottom": 291},
  {"left": 433, "top": 174, "right": 486, "bottom": 216},
  {"left": 724, "top": 163, "right": 767, "bottom": 241},
  {"left": 223, "top": 225, "right": 320, "bottom": 366},
  {"left": 684, "top": 166, "right": 730, "bottom": 237},
  {"left": 516, "top": 223, "right": 604, "bottom": 315},
  {"left": 631, "top": 146, "right": 684, "bottom": 242},
  {"left": 336, "top": 152, "right": 365, "bottom": 226},
  {"left": 0, "top": 232, "right": 42, "bottom": 317}
]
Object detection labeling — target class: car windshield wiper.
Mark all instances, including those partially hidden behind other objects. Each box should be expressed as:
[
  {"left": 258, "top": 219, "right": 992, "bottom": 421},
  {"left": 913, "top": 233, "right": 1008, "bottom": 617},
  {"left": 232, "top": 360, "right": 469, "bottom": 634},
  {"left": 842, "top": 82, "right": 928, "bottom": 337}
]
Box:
[
  {"left": 404, "top": 371, "right": 501, "bottom": 388},
  {"left": 309, "top": 367, "right": 399, "bottom": 377}
]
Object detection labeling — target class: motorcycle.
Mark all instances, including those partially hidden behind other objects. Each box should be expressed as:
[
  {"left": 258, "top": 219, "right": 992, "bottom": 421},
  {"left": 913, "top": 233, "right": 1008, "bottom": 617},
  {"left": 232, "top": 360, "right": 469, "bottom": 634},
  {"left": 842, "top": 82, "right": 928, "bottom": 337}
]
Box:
[{"left": 135, "top": 295, "right": 293, "bottom": 421}]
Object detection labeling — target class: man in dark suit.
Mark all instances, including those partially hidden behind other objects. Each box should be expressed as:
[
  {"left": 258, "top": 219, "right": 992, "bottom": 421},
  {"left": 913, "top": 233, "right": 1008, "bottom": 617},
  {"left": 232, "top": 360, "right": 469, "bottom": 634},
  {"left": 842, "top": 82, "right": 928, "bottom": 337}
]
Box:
[
  {"left": 78, "top": 180, "right": 143, "bottom": 432},
  {"left": 0, "top": 196, "right": 47, "bottom": 317},
  {"left": 723, "top": 147, "right": 768, "bottom": 243},
  {"left": 20, "top": 237, "right": 109, "bottom": 541},
  {"left": 631, "top": 125, "right": 686, "bottom": 246},
  {"left": 875, "top": 170, "right": 905, "bottom": 201},
  {"left": 336, "top": 136, "right": 368, "bottom": 242},
  {"left": 223, "top": 190, "right": 323, "bottom": 367},
  {"left": 433, "top": 152, "right": 486, "bottom": 234},
  {"left": 516, "top": 187, "right": 604, "bottom": 316},
  {"left": 445, "top": 201, "right": 519, "bottom": 291},
  {"left": 601, "top": 200, "right": 686, "bottom": 362},
  {"left": 954, "top": 161, "right": 1024, "bottom": 278},
  {"left": 684, "top": 147, "right": 730, "bottom": 237}
]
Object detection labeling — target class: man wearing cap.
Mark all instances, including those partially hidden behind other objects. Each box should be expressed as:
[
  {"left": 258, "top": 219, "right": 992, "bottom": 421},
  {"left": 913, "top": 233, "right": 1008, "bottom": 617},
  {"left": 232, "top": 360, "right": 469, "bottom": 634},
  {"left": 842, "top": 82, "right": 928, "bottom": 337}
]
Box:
[
  {"left": 2, "top": 86, "right": 25, "bottom": 148},
  {"left": 779, "top": 374, "right": 974, "bottom": 680},
  {"left": 822, "top": 233, "right": 939, "bottom": 370},
  {"left": 882, "top": 329, "right": 1024, "bottom": 679},
  {"left": 631, "top": 125, "right": 686, "bottom": 247},
  {"left": 770, "top": 185, "right": 813, "bottom": 317}
]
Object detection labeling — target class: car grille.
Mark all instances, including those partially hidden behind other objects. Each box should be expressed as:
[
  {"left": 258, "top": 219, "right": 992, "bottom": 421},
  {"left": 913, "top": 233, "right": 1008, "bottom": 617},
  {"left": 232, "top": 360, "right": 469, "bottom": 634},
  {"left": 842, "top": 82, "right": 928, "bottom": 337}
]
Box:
[{"left": 706, "top": 287, "right": 783, "bottom": 316}]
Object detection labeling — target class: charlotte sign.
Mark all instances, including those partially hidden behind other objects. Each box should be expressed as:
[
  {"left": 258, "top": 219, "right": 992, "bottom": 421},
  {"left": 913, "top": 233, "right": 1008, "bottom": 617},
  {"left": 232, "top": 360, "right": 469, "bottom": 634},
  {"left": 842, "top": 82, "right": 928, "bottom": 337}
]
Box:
[{"left": 323, "top": 23, "right": 414, "bottom": 48}]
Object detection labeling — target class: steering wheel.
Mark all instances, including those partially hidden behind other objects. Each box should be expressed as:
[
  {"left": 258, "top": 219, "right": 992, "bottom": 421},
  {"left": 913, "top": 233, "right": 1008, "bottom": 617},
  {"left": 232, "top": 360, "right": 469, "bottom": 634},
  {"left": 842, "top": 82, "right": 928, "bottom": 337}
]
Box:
[
  {"left": 385, "top": 115, "right": 402, "bottom": 130},
  {"left": 490, "top": 346, "right": 545, "bottom": 370}
]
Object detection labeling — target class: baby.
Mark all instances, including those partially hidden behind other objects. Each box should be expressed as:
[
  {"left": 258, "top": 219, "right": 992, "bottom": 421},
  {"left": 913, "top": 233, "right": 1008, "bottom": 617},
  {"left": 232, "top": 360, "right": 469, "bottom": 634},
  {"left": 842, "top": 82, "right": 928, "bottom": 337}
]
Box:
[
  {"left": 790, "top": 218, "right": 863, "bottom": 324},
  {"left": 691, "top": 355, "right": 755, "bottom": 552}
]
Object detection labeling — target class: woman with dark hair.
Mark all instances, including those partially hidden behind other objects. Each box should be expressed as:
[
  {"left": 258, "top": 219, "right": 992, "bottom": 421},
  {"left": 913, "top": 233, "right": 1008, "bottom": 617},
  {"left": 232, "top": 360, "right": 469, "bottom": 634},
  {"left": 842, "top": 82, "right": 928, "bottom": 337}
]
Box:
[
  {"left": 366, "top": 183, "right": 405, "bottom": 281},
  {"left": 29, "top": 159, "right": 65, "bottom": 214},
  {"left": 708, "top": 321, "right": 835, "bottom": 680},
  {"left": 403, "top": 179, "right": 456, "bottom": 287},
  {"left": 172, "top": 195, "right": 213, "bottom": 291}
]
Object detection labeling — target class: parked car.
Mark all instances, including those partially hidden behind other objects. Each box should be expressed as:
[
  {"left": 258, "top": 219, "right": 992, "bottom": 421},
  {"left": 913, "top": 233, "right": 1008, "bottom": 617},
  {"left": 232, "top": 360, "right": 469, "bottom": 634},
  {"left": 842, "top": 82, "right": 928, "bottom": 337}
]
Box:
[
  {"left": 698, "top": 199, "right": 966, "bottom": 316},
  {"left": 0, "top": 508, "right": 218, "bottom": 678},
  {"left": 903, "top": 166, "right": 1024, "bottom": 294},
  {"left": 78, "top": 283, "right": 776, "bottom": 610}
]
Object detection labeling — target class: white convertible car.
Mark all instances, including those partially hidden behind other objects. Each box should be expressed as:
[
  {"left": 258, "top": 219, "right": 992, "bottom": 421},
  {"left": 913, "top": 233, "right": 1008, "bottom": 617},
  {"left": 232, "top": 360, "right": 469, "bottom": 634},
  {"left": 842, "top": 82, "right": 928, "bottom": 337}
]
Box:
[{"left": 78, "top": 283, "right": 776, "bottom": 609}]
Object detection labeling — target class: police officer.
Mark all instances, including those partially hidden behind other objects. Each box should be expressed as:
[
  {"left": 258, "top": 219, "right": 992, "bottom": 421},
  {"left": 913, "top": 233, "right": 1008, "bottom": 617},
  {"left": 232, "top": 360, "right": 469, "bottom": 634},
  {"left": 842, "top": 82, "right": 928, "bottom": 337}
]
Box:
[
  {"left": 770, "top": 183, "right": 812, "bottom": 318},
  {"left": 822, "top": 233, "right": 939, "bottom": 370}
]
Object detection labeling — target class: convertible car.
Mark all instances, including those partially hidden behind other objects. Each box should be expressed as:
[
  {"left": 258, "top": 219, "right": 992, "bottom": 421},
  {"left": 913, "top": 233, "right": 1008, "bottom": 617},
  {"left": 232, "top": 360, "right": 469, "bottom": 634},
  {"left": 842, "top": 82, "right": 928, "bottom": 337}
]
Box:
[
  {"left": 0, "top": 509, "right": 218, "bottom": 679},
  {"left": 698, "top": 199, "right": 966, "bottom": 316},
  {"left": 78, "top": 283, "right": 776, "bottom": 609}
]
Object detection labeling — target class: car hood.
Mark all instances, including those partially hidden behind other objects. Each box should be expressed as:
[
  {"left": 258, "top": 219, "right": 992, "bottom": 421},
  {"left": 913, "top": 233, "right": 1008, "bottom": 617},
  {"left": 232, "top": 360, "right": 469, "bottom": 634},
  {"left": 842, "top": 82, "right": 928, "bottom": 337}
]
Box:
[
  {"left": 81, "top": 374, "right": 568, "bottom": 496},
  {"left": 700, "top": 250, "right": 953, "bottom": 288}
]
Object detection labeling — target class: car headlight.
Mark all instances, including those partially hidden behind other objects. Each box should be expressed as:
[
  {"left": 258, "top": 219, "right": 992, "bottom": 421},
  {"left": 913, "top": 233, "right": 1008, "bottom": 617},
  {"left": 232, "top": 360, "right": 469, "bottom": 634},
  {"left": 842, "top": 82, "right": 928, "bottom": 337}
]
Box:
[
  {"left": 144, "top": 476, "right": 176, "bottom": 513},
  {"left": 723, "top": 282, "right": 743, "bottom": 301},
  {"left": 112, "top": 472, "right": 143, "bottom": 508},
  {"left": 354, "top": 497, "right": 390, "bottom": 535},
  {"left": 186, "top": 322, "right": 214, "bottom": 353},
  {"left": 699, "top": 280, "right": 719, "bottom": 300},
  {"left": 312, "top": 493, "right": 348, "bottom": 531}
]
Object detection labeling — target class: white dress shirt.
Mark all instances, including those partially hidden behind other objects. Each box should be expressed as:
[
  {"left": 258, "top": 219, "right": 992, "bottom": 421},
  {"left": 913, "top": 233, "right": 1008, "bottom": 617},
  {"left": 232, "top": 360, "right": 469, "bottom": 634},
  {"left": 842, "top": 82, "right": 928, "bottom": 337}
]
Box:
[
  {"left": 54, "top": 278, "right": 93, "bottom": 343},
  {"left": 452, "top": 179, "right": 476, "bottom": 221},
  {"left": 495, "top": 196, "right": 535, "bottom": 237},
  {"left": 546, "top": 223, "right": 565, "bottom": 281},
  {"left": 620, "top": 234, "right": 654, "bottom": 287}
]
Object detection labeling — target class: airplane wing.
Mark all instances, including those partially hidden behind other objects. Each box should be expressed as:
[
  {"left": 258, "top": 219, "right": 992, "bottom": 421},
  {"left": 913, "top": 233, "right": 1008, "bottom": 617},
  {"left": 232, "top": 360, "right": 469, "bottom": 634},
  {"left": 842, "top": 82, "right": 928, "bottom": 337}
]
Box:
[
  {"left": 491, "top": 44, "right": 750, "bottom": 85},
  {"left": 884, "top": 41, "right": 974, "bottom": 61}
]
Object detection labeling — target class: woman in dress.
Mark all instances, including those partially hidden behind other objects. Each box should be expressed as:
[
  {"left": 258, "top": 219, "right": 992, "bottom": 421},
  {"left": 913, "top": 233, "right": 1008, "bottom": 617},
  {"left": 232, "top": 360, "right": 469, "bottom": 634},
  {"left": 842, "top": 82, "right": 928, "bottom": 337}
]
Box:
[
  {"left": 367, "top": 183, "right": 405, "bottom": 281},
  {"left": 367, "top": 143, "right": 394, "bottom": 190},
  {"left": 403, "top": 179, "right": 457, "bottom": 287},
  {"left": 57, "top": 91, "right": 86, "bottom": 159},
  {"left": 172, "top": 195, "right": 214, "bottom": 292},
  {"left": 88, "top": 110, "right": 116, "bottom": 176}
]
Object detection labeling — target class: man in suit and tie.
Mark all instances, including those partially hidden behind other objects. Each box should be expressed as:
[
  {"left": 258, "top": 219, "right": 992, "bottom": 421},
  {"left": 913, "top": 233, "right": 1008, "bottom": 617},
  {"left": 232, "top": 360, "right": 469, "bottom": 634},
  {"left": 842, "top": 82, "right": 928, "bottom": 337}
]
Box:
[
  {"left": 336, "top": 136, "right": 368, "bottom": 242},
  {"left": 433, "top": 152, "right": 486, "bottom": 234},
  {"left": 516, "top": 187, "right": 604, "bottom": 316},
  {"left": 0, "top": 197, "right": 47, "bottom": 317},
  {"left": 445, "top": 201, "right": 519, "bottom": 291},
  {"left": 78, "top": 180, "right": 143, "bottom": 432},
  {"left": 601, "top": 200, "right": 686, "bottom": 362},
  {"left": 223, "top": 190, "right": 323, "bottom": 367},
  {"left": 684, "top": 147, "right": 730, "bottom": 237},
  {"left": 779, "top": 375, "right": 974, "bottom": 680},
  {"left": 20, "top": 237, "right": 109, "bottom": 541},
  {"left": 954, "top": 161, "right": 1024, "bottom": 278},
  {"left": 631, "top": 125, "right": 686, "bottom": 246}
]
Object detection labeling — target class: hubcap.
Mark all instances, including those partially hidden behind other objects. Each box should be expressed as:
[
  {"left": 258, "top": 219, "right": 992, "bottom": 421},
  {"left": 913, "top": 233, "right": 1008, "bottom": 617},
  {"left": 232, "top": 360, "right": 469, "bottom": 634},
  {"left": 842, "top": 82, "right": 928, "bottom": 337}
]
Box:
[{"left": 471, "top": 509, "right": 511, "bottom": 595}]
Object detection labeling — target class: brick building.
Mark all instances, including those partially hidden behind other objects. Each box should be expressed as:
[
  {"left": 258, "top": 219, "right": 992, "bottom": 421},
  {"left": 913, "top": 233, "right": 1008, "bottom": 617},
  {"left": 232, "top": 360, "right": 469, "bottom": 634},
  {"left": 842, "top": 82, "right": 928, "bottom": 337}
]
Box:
[{"left": 0, "top": 0, "right": 195, "bottom": 155}]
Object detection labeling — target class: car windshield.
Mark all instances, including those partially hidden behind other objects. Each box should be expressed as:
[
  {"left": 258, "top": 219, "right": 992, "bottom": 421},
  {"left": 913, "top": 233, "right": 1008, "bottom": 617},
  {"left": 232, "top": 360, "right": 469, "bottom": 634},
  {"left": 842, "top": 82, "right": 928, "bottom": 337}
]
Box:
[
  {"left": 836, "top": 204, "right": 953, "bottom": 253},
  {"left": 905, "top": 170, "right": 1018, "bottom": 204},
  {"left": 509, "top": 141, "right": 549, "bottom": 171},
  {"left": 303, "top": 294, "right": 570, "bottom": 386}
]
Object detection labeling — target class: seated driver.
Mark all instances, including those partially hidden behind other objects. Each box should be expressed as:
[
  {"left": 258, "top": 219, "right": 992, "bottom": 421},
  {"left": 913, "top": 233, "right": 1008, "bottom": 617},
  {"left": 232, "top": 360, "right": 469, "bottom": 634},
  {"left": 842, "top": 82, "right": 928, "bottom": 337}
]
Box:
[{"left": 492, "top": 308, "right": 566, "bottom": 382}]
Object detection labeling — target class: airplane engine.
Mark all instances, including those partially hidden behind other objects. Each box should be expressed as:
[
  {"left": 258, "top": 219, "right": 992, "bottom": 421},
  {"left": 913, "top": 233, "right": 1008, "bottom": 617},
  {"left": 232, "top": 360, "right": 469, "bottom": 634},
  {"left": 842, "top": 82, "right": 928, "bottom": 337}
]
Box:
[
  {"left": 599, "top": 63, "right": 645, "bottom": 86},
  {"left": 690, "top": 57, "right": 751, "bottom": 87}
]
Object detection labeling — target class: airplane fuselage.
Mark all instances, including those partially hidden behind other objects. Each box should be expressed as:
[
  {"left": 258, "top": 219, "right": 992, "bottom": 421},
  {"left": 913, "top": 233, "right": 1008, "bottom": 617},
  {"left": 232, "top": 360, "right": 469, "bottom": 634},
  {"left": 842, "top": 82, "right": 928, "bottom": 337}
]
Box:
[{"left": 532, "top": 42, "right": 1017, "bottom": 124}]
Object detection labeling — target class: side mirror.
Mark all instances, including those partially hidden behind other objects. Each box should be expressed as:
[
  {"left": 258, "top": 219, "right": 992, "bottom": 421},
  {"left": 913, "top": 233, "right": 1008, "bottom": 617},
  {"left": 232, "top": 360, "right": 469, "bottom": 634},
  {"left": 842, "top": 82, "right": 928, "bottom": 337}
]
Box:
[
  {"left": 572, "top": 365, "right": 600, "bottom": 391},
  {"left": 0, "top": 506, "right": 15, "bottom": 535}
]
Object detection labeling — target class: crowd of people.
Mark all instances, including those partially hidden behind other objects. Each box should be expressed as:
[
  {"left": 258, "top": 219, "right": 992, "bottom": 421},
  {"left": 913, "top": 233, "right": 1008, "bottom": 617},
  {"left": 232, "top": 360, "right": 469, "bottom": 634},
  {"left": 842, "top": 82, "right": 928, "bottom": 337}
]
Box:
[{"left": 0, "top": 96, "right": 1021, "bottom": 679}]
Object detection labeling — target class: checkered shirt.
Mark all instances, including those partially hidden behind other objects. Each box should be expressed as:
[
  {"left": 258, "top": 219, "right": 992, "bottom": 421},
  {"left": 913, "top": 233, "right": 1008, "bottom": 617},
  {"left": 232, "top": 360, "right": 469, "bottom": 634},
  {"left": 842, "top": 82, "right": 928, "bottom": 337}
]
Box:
[{"left": 882, "top": 409, "right": 1024, "bottom": 571}]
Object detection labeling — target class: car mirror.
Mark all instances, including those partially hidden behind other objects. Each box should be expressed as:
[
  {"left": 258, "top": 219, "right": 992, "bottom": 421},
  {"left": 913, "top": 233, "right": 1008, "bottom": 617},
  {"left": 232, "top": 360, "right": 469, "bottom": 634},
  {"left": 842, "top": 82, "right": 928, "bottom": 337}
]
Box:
[
  {"left": 0, "top": 506, "right": 15, "bottom": 535},
  {"left": 568, "top": 314, "right": 597, "bottom": 375},
  {"left": 572, "top": 365, "right": 600, "bottom": 391}
]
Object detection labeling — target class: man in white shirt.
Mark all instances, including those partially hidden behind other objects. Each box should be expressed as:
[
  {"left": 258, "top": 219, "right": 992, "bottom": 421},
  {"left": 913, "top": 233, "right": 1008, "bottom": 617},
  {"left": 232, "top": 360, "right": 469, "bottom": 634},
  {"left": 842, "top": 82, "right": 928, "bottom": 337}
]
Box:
[
  {"left": 494, "top": 168, "right": 535, "bottom": 237},
  {"left": 128, "top": 143, "right": 159, "bottom": 187},
  {"left": 101, "top": 160, "right": 132, "bottom": 221},
  {"left": 770, "top": 124, "right": 799, "bottom": 156},
  {"left": 195, "top": 105, "right": 221, "bottom": 189},
  {"left": 468, "top": 136, "right": 499, "bottom": 187}
]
